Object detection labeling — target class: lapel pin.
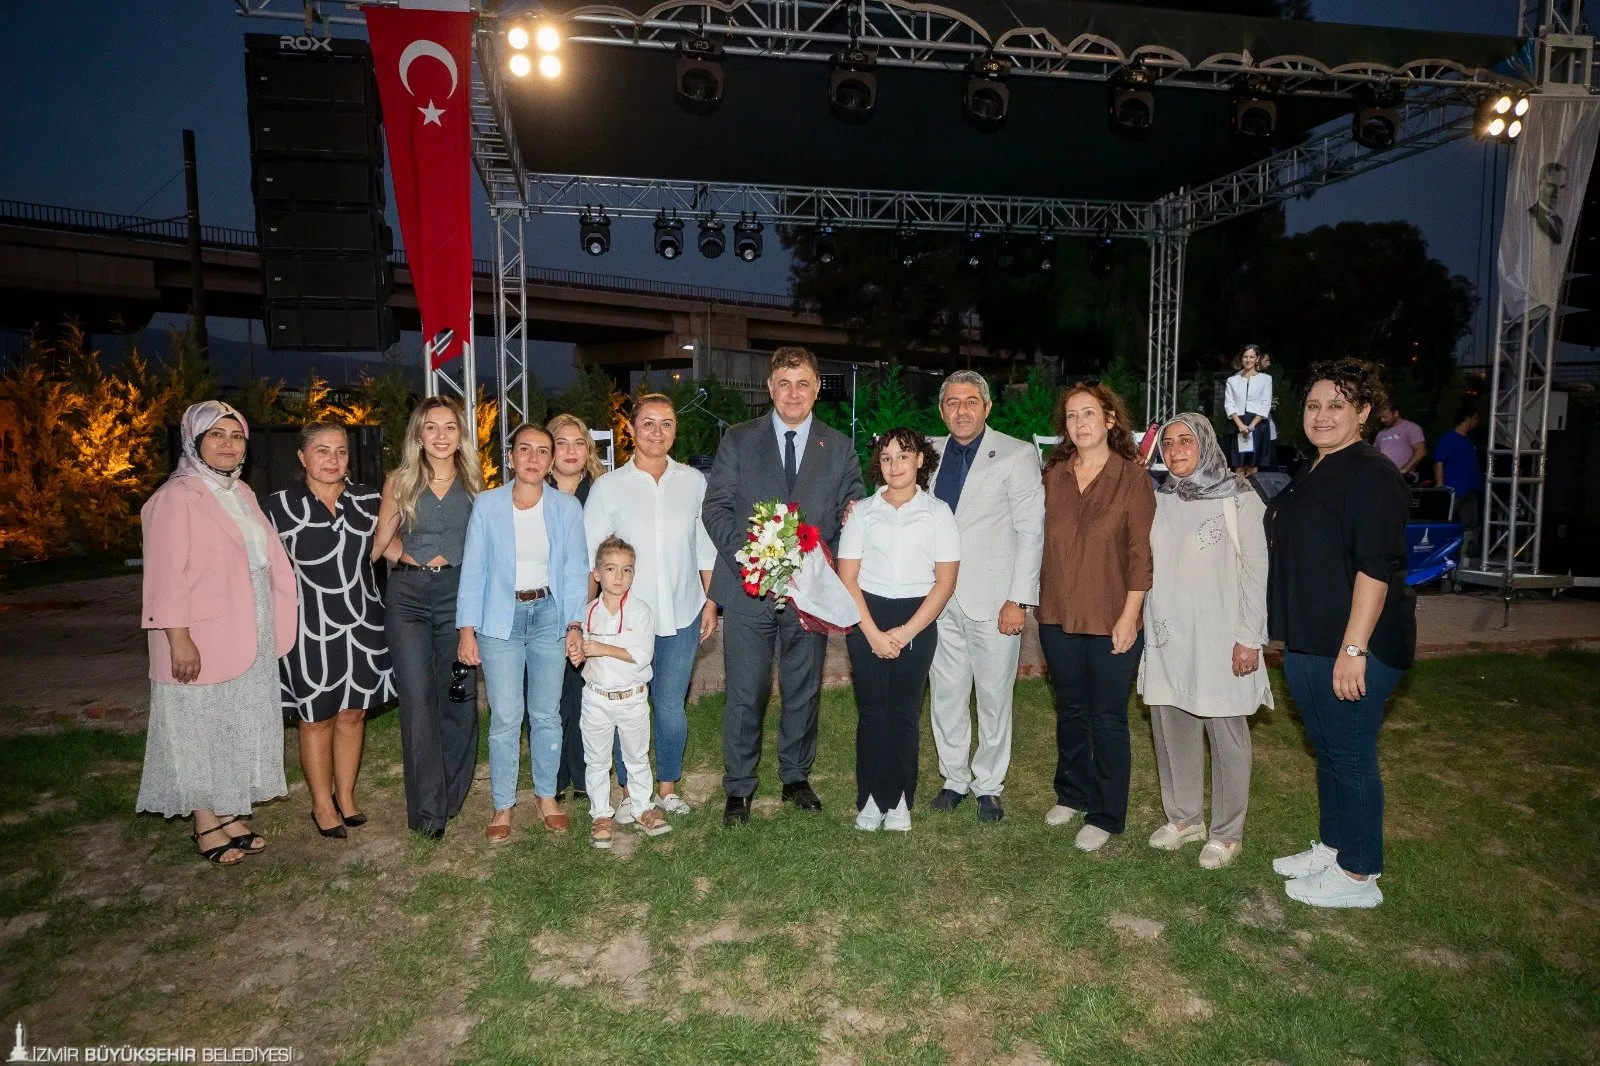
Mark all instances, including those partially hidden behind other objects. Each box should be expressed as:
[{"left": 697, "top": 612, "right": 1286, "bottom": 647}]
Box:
[{"left": 988, "top": 450, "right": 996, "bottom": 458}]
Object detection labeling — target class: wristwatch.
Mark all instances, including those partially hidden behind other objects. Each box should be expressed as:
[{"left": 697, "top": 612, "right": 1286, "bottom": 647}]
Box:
[{"left": 1343, "top": 644, "right": 1368, "bottom": 658}]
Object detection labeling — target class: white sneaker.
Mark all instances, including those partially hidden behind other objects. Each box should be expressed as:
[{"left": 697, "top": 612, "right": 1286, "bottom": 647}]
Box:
[
  {"left": 614, "top": 798, "right": 636, "bottom": 825},
  {"left": 657, "top": 793, "right": 692, "bottom": 815},
  {"left": 855, "top": 796, "right": 884, "bottom": 832},
  {"left": 1198, "top": 839, "right": 1241, "bottom": 870},
  {"left": 1285, "top": 865, "right": 1383, "bottom": 909},
  {"left": 1148, "top": 822, "right": 1207, "bottom": 851},
  {"left": 1273, "top": 840, "right": 1338, "bottom": 878},
  {"left": 1045, "top": 804, "right": 1081, "bottom": 827},
  {"left": 1074, "top": 824, "right": 1112, "bottom": 852},
  {"left": 883, "top": 797, "right": 911, "bottom": 832}
]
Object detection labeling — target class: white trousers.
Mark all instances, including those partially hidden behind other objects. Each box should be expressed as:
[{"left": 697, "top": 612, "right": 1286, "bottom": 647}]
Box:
[
  {"left": 928, "top": 599, "right": 1020, "bottom": 797},
  {"left": 581, "top": 689, "right": 654, "bottom": 820}
]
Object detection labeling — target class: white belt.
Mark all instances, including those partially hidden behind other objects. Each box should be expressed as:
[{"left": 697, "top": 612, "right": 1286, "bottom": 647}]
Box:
[{"left": 588, "top": 681, "right": 647, "bottom": 701}]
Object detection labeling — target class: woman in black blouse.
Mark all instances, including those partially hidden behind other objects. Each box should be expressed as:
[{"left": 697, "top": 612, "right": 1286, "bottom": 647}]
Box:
[
  {"left": 266, "top": 423, "right": 395, "bottom": 838},
  {"left": 545, "top": 412, "right": 604, "bottom": 803},
  {"left": 1265, "top": 360, "right": 1415, "bottom": 910}
]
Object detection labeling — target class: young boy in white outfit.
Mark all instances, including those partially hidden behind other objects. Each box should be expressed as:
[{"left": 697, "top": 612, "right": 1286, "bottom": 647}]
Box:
[{"left": 570, "top": 535, "right": 672, "bottom": 848}]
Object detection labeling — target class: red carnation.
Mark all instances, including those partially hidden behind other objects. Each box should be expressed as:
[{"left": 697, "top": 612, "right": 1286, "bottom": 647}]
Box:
[
  {"left": 742, "top": 578, "right": 761, "bottom": 596},
  {"left": 796, "top": 523, "right": 821, "bottom": 553},
  {"left": 747, "top": 530, "right": 759, "bottom": 542},
  {"left": 788, "top": 501, "right": 801, "bottom": 512}
]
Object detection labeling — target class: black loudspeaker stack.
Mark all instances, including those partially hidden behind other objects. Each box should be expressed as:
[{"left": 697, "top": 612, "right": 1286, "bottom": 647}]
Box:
[{"left": 245, "top": 33, "right": 397, "bottom": 352}]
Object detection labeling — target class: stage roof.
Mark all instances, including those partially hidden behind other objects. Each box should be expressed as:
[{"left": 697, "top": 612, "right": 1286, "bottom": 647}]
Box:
[{"left": 507, "top": 0, "right": 1524, "bottom": 202}]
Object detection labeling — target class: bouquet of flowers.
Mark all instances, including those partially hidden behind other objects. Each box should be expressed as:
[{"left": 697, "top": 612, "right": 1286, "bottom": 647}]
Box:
[{"left": 735, "top": 500, "right": 860, "bottom": 633}]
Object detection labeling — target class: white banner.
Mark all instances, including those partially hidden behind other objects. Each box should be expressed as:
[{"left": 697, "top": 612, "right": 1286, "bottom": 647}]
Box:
[{"left": 1497, "top": 95, "right": 1600, "bottom": 320}]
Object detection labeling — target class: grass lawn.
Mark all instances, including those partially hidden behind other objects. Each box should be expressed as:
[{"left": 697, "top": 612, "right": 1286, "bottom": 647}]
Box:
[{"left": 2, "top": 652, "right": 1597, "bottom": 1064}]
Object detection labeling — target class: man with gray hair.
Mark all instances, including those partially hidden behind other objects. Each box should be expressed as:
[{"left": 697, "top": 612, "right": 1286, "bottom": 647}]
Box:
[{"left": 926, "top": 370, "right": 1045, "bottom": 823}]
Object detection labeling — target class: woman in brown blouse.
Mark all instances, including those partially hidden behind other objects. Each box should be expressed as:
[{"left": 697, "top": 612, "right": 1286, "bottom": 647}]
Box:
[{"left": 1036, "top": 381, "right": 1156, "bottom": 853}]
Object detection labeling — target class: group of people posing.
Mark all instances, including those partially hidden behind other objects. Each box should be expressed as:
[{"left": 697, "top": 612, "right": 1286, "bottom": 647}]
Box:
[{"left": 136, "top": 346, "right": 1415, "bottom": 910}]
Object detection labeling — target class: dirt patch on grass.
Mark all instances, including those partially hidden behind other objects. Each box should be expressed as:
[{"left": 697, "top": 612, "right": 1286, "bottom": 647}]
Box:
[{"left": 1236, "top": 885, "right": 1287, "bottom": 930}]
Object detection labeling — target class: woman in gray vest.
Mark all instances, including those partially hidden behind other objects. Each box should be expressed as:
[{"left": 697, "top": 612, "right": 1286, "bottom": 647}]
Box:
[{"left": 373, "top": 397, "right": 484, "bottom": 838}]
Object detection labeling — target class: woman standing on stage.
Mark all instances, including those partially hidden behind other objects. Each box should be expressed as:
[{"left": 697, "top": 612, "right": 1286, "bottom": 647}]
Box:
[
  {"left": 373, "top": 397, "right": 484, "bottom": 839},
  {"left": 1224, "top": 344, "right": 1275, "bottom": 475},
  {"left": 266, "top": 422, "right": 395, "bottom": 839}
]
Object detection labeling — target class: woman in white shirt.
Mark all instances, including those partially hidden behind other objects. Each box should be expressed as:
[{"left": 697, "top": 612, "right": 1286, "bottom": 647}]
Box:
[
  {"left": 1224, "top": 344, "right": 1275, "bottom": 474},
  {"left": 584, "top": 394, "right": 718, "bottom": 818},
  {"left": 838, "top": 428, "right": 960, "bottom": 832}
]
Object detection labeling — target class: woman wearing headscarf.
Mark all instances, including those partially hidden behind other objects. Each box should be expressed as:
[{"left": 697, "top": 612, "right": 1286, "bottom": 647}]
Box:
[
  {"left": 137, "top": 401, "right": 298, "bottom": 865},
  {"left": 1137, "top": 414, "right": 1272, "bottom": 870}
]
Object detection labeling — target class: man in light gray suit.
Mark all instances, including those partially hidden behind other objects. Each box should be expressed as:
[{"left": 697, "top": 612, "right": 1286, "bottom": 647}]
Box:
[
  {"left": 703, "top": 347, "right": 866, "bottom": 826},
  {"left": 927, "top": 370, "right": 1045, "bottom": 823}
]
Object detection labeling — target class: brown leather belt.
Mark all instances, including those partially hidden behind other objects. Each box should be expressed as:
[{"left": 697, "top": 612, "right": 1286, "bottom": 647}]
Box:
[
  {"left": 391, "top": 562, "right": 453, "bottom": 572},
  {"left": 515, "top": 587, "right": 551, "bottom": 601}
]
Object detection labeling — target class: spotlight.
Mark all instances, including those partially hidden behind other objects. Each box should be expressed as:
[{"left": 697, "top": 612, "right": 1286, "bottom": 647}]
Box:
[
  {"left": 579, "top": 211, "right": 610, "bottom": 256},
  {"left": 963, "top": 54, "right": 1011, "bottom": 131},
  {"left": 963, "top": 229, "right": 987, "bottom": 270},
  {"left": 509, "top": 53, "right": 532, "bottom": 78},
  {"left": 994, "top": 235, "right": 1021, "bottom": 272},
  {"left": 506, "top": 25, "right": 529, "bottom": 50},
  {"left": 1231, "top": 77, "right": 1277, "bottom": 140},
  {"left": 1508, "top": 118, "right": 1523, "bottom": 139},
  {"left": 1036, "top": 231, "right": 1057, "bottom": 273},
  {"left": 828, "top": 49, "right": 877, "bottom": 123},
  {"left": 894, "top": 228, "right": 920, "bottom": 269},
  {"left": 1090, "top": 234, "right": 1114, "bottom": 277},
  {"left": 733, "top": 214, "right": 763, "bottom": 262},
  {"left": 1109, "top": 65, "right": 1155, "bottom": 137},
  {"left": 1477, "top": 91, "right": 1530, "bottom": 140},
  {"left": 676, "top": 35, "right": 724, "bottom": 116},
  {"left": 653, "top": 212, "right": 684, "bottom": 260},
  {"left": 538, "top": 54, "right": 561, "bottom": 79},
  {"left": 698, "top": 215, "right": 726, "bottom": 259},
  {"left": 814, "top": 224, "right": 839, "bottom": 265},
  {"left": 1353, "top": 88, "right": 1401, "bottom": 150},
  {"left": 535, "top": 24, "right": 561, "bottom": 52},
  {"left": 1514, "top": 95, "right": 1530, "bottom": 117}
]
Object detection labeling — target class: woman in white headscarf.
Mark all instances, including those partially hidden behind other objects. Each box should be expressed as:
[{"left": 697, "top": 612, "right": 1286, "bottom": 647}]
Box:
[
  {"left": 1137, "top": 413, "right": 1272, "bottom": 870},
  {"left": 137, "top": 401, "right": 298, "bottom": 865}
]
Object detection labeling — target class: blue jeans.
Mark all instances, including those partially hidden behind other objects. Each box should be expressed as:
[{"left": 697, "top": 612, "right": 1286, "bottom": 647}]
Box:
[
  {"left": 1283, "top": 651, "right": 1405, "bottom": 876},
  {"left": 617, "top": 622, "right": 699, "bottom": 787},
  {"left": 478, "top": 596, "right": 568, "bottom": 809}
]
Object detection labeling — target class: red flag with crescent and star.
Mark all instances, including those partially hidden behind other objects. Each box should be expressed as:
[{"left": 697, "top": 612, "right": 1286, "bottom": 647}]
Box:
[{"left": 363, "top": 2, "right": 474, "bottom": 370}]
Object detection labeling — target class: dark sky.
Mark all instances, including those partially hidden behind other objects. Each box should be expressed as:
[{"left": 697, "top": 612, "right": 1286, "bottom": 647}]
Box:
[{"left": 0, "top": 0, "right": 1518, "bottom": 382}]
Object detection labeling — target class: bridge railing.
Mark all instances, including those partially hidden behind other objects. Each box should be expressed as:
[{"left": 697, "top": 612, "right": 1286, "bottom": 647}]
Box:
[{"left": 0, "top": 199, "right": 804, "bottom": 312}]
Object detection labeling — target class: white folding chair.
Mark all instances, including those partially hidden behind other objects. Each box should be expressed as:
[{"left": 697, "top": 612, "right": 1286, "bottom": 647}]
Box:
[
  {"left": 590, "top": 428, "right": 615, "bottom": 471},
  {"left": 1032, "top": 434, "right": 1061, "bottom": 464}
]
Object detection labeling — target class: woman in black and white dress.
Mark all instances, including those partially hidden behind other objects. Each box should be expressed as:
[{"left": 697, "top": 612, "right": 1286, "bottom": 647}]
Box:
[{"left": 266, "top": 422, "right": 395, "bottom": 839}]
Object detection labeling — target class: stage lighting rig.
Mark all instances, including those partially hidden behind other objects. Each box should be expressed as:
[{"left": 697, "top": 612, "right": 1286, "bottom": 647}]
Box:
[
  {"left": 963, "top": 54, "right": 1011, "bottom": 131},
  {"left": 733, "top": 214, "right": 763, "bottom": 261},
  {"left": 698, "top": 215, "right": 726, "bottom": 259},
  {"left": 539, "top": 54, "right": 561, "bottom": 79},
  {"left": 1477, "top": 92, "right": 1529, "bottom": 140},
  {"left": 1109, "top": 65, "right": 1156, "bottom": 137},
  {"left": 579, "top": 211, "right": 611, "bottom": 256},
  {"left": 895, "top": 228, "right": 920, "bottom": 269},
  {"left": 814, "top": 224, "right": 840, "bottom": 265},
  {"left": 509, "top": 53, "right": 532, "bottom": 78},
  {"left": 508, "top": 20, "right": 560, "bottom": 78},
  {"left": 676, "top": 35, "right": 724, "bottom": 116},
  {"left": 963, "top": 229, "right": 987, "bottom": 270},
  {"left": 1036, "top": 231, "right": 1057, "bottom": 273},
  {"left": 1352, "top": 87, "right": 1403, "bottom": 149},
  {"left": 1231, "top": 77, "right": 1277, "bottom": 140},
  {"left": 994, "top": 235, "right": 1021, "bottom": 272},
  {"left": 828, "top": 49, "right": 878, "bottom": 123},
  {"left": 654, "top": 212, "right": 684, "bottom": 259},
  {"left": 1090, "top": 233, "right": 1115, "bottom": 277},
  {"left": 507, "top": 25, "right": 529, "bottom": 50}
]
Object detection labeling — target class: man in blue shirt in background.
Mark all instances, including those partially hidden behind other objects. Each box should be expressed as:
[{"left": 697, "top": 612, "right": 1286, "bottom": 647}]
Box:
[{"left": 1433, "top": 404, "right": 1482, "bottom": 562}]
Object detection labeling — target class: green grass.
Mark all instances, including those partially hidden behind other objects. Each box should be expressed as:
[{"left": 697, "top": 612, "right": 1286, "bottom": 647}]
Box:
[{"left": 1, "top": 653, "right": 1598, "bottom": 1064}]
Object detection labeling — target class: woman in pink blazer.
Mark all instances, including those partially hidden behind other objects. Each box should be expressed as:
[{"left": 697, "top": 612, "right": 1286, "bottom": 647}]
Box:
[{"left": 137, "top": 401, "right": 298, "bottom": 865}]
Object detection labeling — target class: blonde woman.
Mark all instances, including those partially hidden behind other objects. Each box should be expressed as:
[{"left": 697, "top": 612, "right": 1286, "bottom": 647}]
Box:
[
  {"left": 373, "top": 397, "right": 485, "bottom": 839},
  {"left": 545, "top": 411, "right": 605, "bottom": 802}
]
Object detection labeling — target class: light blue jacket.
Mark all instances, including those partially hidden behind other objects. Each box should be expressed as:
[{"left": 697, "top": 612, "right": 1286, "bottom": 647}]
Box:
[{"left": 456, "top": 483, "right": 588, "bottom": 639}]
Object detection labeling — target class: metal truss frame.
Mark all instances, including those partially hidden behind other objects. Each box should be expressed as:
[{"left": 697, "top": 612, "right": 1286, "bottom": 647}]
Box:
[
  {"left": 1145, "top": 197, "right": 1189, "bottom": 425},
  {"left": 492, "top": 210, "right": 532, "bottom": 460}
]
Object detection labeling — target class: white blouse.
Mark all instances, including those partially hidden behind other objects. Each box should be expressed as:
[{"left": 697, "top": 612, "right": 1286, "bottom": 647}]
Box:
[
  {"left": 838, "top": 487, "right": 960, "bottom": 600},
  {"left": 1224, "top": 372, "right": 1274, "bottom": 419},
  {"left": 513, "top": 499, "right": 550, "bottom": 590},
  {"left": 206, "top": 480, "right": 271, "bottom": 571}
]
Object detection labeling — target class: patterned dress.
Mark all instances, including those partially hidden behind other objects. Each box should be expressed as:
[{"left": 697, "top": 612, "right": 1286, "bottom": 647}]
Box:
[{"left": 265, "top": 481, "right": 395, "bottom": 722}]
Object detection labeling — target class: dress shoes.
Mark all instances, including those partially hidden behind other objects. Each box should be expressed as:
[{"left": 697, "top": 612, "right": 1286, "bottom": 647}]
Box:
[
  {"left": 781, "top": 781, "right": 823, "bottom": 811},
  {"left": 976, "top": 795, "right": 1005, "bottom": 823},
  {"left": 929, "top": 789, "right": 966, "bottom": 812},
  {"left": 723, "top": 795, "right": 752, "bottom": 826}
]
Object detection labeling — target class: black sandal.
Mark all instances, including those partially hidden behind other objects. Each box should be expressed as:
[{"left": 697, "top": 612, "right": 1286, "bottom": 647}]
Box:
[
  {"left": 192, "top": 825, "right": 248, "bottom": 866},
  {"left": 332, "top": 795, "right": 367, "bottom": 828},
  {"left": 215, "top": 815, "right": 267, "bottom": 854}
]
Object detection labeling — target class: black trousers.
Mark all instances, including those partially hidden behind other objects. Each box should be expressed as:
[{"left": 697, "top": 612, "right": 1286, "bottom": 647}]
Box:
[
  {"left": 1038, "top": 625, "right": 1144, "bottom": 834},
  {"left": 555, "top": 659, "right": 587, "bottom": 795},
  {"left": 721, "top": 595, "right": 827, "bottom": 798},
  {"left": 846, "top": 592, "right": 938, "bottom": 812},
  {"left": 386, "top": 568, "right": 478, "bottom": 834}
]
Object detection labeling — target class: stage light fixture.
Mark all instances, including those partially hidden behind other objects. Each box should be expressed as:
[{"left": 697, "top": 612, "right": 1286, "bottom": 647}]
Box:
[
  {"left": 579, "top": 211, "right": 610, "bottom": 256},
  {"left": 1109, "top": 65, "right": 1155, "bottom": 137},
  {"left": 1090, "top": 234, "right": 1114, "bottom": 277},
  {"left": 1353, "top": 88, "right": 1401, "bottom": 150},
  {"left": 1231, "top": 77, "right": 1277, "bottom": 140},
  {"left": 1475, "top": 91, "right": 1530, "bottom": 141},
  {"left": 828, "top": 49, "right": 878, "bottom": 123},
  {"left": 963, "top": 54, "right": 1011, "bottom": 131},
  {"left": 1036, "top": 231, "right": 1057, "bottom": 273},
  {"left": 814, "top": 224, "right": 839, "bottom": 265},
  {"left": 675, "top": 35, "right": 725, "bottom": 115},
  {"left": 535, "top": 24, "right": 561, "bottom": 52},
  {"left": 994, "top": 236, "right": 1021, "bottom": 272},
  {"left": 894, "top": 228, "right": 920, "bottom": 269},
  {"left": 963, "top": 229, "right": 987, "bottom": 270},
  {"left": 509, "top": 53, "right": 532, "bottom": 78},
  {"left": 539, "top": 54, "right": 561, "bottom": 78},
  {"left": 507, "top": 25, "right": 530, "bottom": 51},
  {"left": 1507, "top": 118, "right": 1523, "bottom": 139},
  {"left": 698, "top": 215, "right": 726, "bottom": 259},
  {"left": 654, "top": 212, "right": 684, "bottom": 260},
  {"left": 733, "top": 214, "right": 763, "bottom": 262},
  {"left": 1514, "top": 95, "right": 1530, "bottom": 117}
]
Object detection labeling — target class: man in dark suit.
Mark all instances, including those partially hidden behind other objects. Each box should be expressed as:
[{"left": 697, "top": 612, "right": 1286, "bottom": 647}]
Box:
[{"left": 704, "top": 347, "right": 865, "bottom": 825}]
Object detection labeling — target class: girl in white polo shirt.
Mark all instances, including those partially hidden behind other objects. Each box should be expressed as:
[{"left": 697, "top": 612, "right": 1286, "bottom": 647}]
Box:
[{"left": 837, "top": 428, "right": 960, "bottom": 832}]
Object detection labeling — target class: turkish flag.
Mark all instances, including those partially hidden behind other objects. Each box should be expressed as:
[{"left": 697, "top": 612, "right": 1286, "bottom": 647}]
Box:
[{"left": 364, "top": 3, "right": 475, "bottom": 370}]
